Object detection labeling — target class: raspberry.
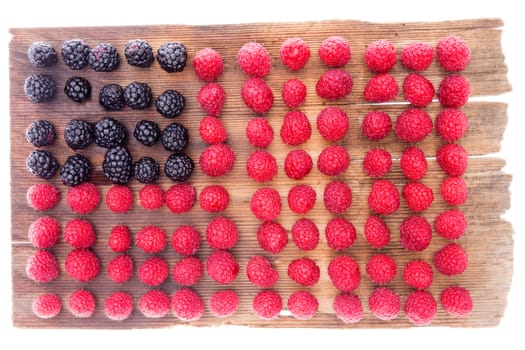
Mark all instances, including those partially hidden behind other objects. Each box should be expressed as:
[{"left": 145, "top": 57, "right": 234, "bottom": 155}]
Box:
[
  {"left": 333, "top": 293, "right": 363, "bottom": 324},
  {"left": 253, "top": 290, "right": 282, "bottom": 320},
  {"left": 199, "top": 116, "right": 227, "bottom": 145},
  {"left": 26, "top": 249, "right": 59, "bottom": 283},
  {"left": 172, "top": 256, "right": 203, "bottom": 286},
  {"left": 403, "top": 73, "right": 435, "bottom": 107},
  {"left": 280, "top": 110, "right": 312, "bottom": 146},
  {"left": 206, "top": 250, "right": 239, "bottom": 284},
  {"left": 108, "top": 225, "right": 131, "bottom": 253},
  {"left": 287, "top": 184, "right": 316, "bottom": 214},
  {"left": 319, "top": 36, "right": 351, "bottom": 67},
  {"left": 401, "top": 42, "right": 434, "bottom": 71},
  {"left": 250, "top": 188, "right": 282, "bottom": 221},
  {"left": 363, "top": 74, "right": 399, "bottom": 102},
  {"left": 395, "top": 108, "right": 433, "bottom": 143},
  {"left": 284, "top": 149, "right": 313, "bottom": 180},
  {"left": 66, "top": 183, "right": 100, "bottom": 214},
  {"left": 435, "top": 209, "right": 468, "bottom": 240},
  {"left": 400, "top": 215, "right": 432, "bottom": 252},
  {"left": 365, "top": 39, "right": 397, "bottom": 73},
  {"left": 436, "top": 35, "right": 471, "bottom": 72},
  {"left": 325, "top": 217, "right": 356, "bottom": 251},
  {"left": 282, "top": 79, "right": 307, "bottom": 108},
  {"left": 369, "top": 287, "right": 401, "bottom": 321},
  {"left": 441, "top": 176, "right": 468, "bottom": 206},
  {"left": 139, "top": 184, "right": 164, "bottom": 210},
  {"left": 107, "top": 254, "right": 134, "bottom": 283},
  {"left": 405, "top": 290, "right": 437, "bottom": 326},
  {"left": 440, "top": 286, "right": 473, "bottom": 317},
  {"left": 246, "top": 150, "right": 278, "bottom": 182},
  {"left": 171, "top": 288, "right": 204, "bottom": 322},
  {"left": 434, "top": 243, "right": 468, "bottom": 275},
  {"left": 105, "top": 291, "right": 133, "bottom": 321},
  {"left": 32, "top": 294, "right": 61, "bottom": 318},
  {"left": 328, "top": 255, "right": 361, "bottom": 292},
  {"left": 403, "top": 260, "right": 433, "bottom": 290},
  {"left": 209, "top": 290, "right": 239, "bottom": 318},
  {"left": 171, "top": 225, "right": 201, "bottom": 256},
  {"left": 65, "top": 249, "right": 100, "bottom": 282},
  {"left": 438, "top": 75, "right": 470, "bottom": 108},
  {"left": 257, "top": 221, "right": 288, "bottom": 254},
  {"left": 287, "top": 290, "right": 319, "bottom": 320},
  {"left": 197, "top": 82, "right": 226, "bottom": 117},
  {"left": 246, "top": 256, "right": 279, "bottom": 288},
  {"left": 363, "top": 148, "right": 392, "bottom": 178},
  {"left": 26, "top": 183, "right": 60, "bottom": 211},
  {"left": 206, "top": 216, "right": 239, "bottom": 250},
  {"left": 135, "top": 226, "right": 167, "bottom": 253},
  {"left": 64, "top": 218, "right": 96, "bottom": 249},
  {"left": 366, "top": 254, "right": 397, "bottom": 285},
  {"left": 68, "top": 289, "right": 95, "bottom": 318},
  {"left": 105, "top": 185, "right": 133, "bottom": 213},
  {"left": 246, "top": 117, "right": 274, "bottom": 148},
  {"left": 237, "top": 42, "right": 271, "bottom": 77},
  {"left": 199, "top": 185, "right": 230, "bottom": 212},
  {"left": 291, "top": 218, "right": 319, "bottom": 251},
  {"left": 165, "top": 183, "right": 197, "bottom": 214},
  {"left": 436, "top": 143, "right": 468, "bottom": 177},
  {"left": 323, "top": 180, "right": 351, "bottom": 214},
  {"left": 317, "top": 145, "right": 350, "bottom": 176},
  {"left": 241, "top": 77, "right": 274, "bottom": 114},
  {"left": 28, "top": 216, "right": 60, "bottom": 248},
  {"left": 280, "top": 37, "right": 311, "bottom": 71},
  {"left": 400, "top": 146, "right": 427, "bottom": 181},
  {"left": 138, "top": 256, "right": 169, "bottom": 286},
  {"left": 316, "top": 106, "right": 349, "bottom": 142},
  {"left": 368, "top": 179, "right": 400, "bottom": 215},
  {"left": 361, "top": 110, "right": 392, "bottom": 141},
  {"left": 193, "top": 48, "right": 223, "bottom": 81},
  {"left": 139, "top": 290, "right": 170, "bottom": 318},
  {"left": 364, "top": 215, "right": 390, "bottom": 249},
  {"left": 199, "top": 144, "right": 236, "bottom": 177},
  {"left": 402, "top": 182, "right": 434, "bottom": 212},
  {"left": 288, "top": 257, "right": 320, "bottom": 287},
  {"left": 436, "top": 108, "right": 469, "bottom": 142},
  {"left": 315, "top": 69, "right": 353, "bottom": 100}
]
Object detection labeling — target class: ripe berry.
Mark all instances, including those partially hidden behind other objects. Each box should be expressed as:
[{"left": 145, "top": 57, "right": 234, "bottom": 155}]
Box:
[
  {"left": 441, "top": 176, "right": 468, "bottom": 206},
  {"left": 280, "top": 37, "right": 310, "bottom": 71},
  {"left": 135, "top": 226, "right": 167, "bottom": 253},
  {"left": 435, "top": 209, "right": 468, "bottom": 240},
  {"left": 28, "top": 216, "right": 60, "bottom": 249},
  {"left": 436, "top": 35, "right": 471, "bottom": 72},
  {"left": 246, "top": 117, "right": 274, "bottom": 148},
  {"left": 165, "top": 183, "right": 196, "bottom": 214},
  {"left": 403, "top": 73, "right": 435, "bottom": 107},
  {"left": 108, "top": 225, "right": 131, "bottom": 253},
  {"left": 26, "top": 249, "right": 59, "bottom": 283},
  {"left": 197, "top": 82, "right": 225, "bottom": 117},
  {"left": 171, "top": 225, "right": 201, "bottom": 256},
  {"left": 288, "top": 257, "right": 320, "bottom": 287},
  {"left": 241, "top": 77, "right": 274, "bottom": 114},
  {"left": 395, "top": 108, "right": 433, "bottom": 143},
  {"left": 438, "top": 74, "right": 470, "bottom": 108},
  {"left": 104, "top": 291, "right": 133, "bottom": 321},
  {"left": 171, "top": 288, "right": 204, "bottom": 322},
  {"left": 257, "top": 221, "right": 288, "bottom": 254},
  {"left": 206, "top": 216, "right": 239, "bottom": 250},
  {"left": 105, "top": 185, "right": 133, "bottom": 213},
  {"left": 291, "top": 218, "right": 319, "bottom": 251},
  {"left": 253, "top": 290, "right": 282, "bottom": 320},
  {"left": 368, "top": 180, "right": 400, "bottom": 215},
  {"left": 317, "top": 145, "right": 350, "bottom": 176},
  {"left": 361, "top": 110, "right": 392, "bottom": 141},
  {"left": 364, "top": 215, "right": 390, "bottom": 249},
  {"left": 324, "top": 180, "right": 352, "bottom": 214},
  {"left": 403, "top": 260, "right": 433, "bottom": 290},
  {"left": 404, "top": 290, "right": 437, "bottom": 326},
  {"left": 250, "top": 188, "right": 282, "bottom": 221},
  {"left": 27, "top": 183, "right": 60, "bottom": 211},
  {"left": 402, "top": 182, "right": 434, "bottom": 212},
  {"left": 365, "top": 39, "right": 396, "bottom": 73},
  {"left": 193, "top": 48, "right": 224, "bottom": 81},
  {"left": 65, "top": 248, "right": 100, "bottom": 282},
  {"left": 209, "top": 290, "right": 239, "bottom": 318},
  {"left": 400, "top": 215, "right": 432, "bottom": 252},
  {"left": 107, "top": 254, "right": 134, "bottom": 283},
  {"left": 246, "top": 150, "right": 278, "bottom": 182},
  {"left": 138, "top": 256, "right": 169, "bottom": 286},
  {"left": 328, "top": 255, "right": 361, "bottom": 292},
  {"left": 282, "top": 79, "right": 307, "bottom": 108},
  {"left": 366, "top": 254, "right": 397, "bottom": 285},
  {"left": 440, "top": 286, "right": 473, "bottom": 317},
  {"left": 316, "top": 69, "right": 353, "bottom": 100},
  {"left": 172, "top": 256, "right": 203, "bottom": 286},
  {"left": 436, "top": 143, "right": 468, "bottom": 177},
  {"left": 319, "top": 36, "right": 351, "bottom": 67},
  {"left": 401, "top": 42, "right": 434, "bottom": 71},
  {"left": 64, "top": 218, "right": 96, "bottom": 248},
  {"left": 287, "top": 184, "right": 317, "bottom": 214},
  {"left": 368, "top": 287, "right": 401, "bottom": 321},
  {"left": 246, "top": 256, "right": 279, "bottom": 288},
  {"left": 32, "top": 294, "right": 61, "bottom": 319},
  {"left": 316, "top": 106, "right": 349, "bottom": 142},
  {"left": 287, "top": 291, "right": 319, "bottom": 320},
  {"left": 199, "top": 144, "right": 236, "bottom": 177},
  {"left": 325, "top": 217, "right": 356, "bottom": 251},
  {"left": 206, "top": 250, "right": 239, "bottom": 284},
  {"left": 284, "top": 149, "right": 312, "bottom": 180},
  {"left": 199, "top": 116, "right": 227, "bottom": 144},
  {"left": 66, "top": 182, "right": 100, "bottom": 215},
  {"left": 138, "top": 184, "right": 164, "bottom": 210},
  {"left": 363, "top": 74, "right": 399, "bottom": 102},
  {"left": 139, "top": 290, "right": 170, "bottom": 318},
  {"left": 280, "top": 110, "right": 312, "bottom": 146},
  {"left": 436, "top": 108, "right": 468, "bottom": 142},
  {"left": 199, "top": 185, "right": 230, "bottom": 212},
  {"left": 434, "top": 243, "right": 468, "bottom": 275},
  {"left": 363, "top": 148, "right": 392, "bottom": 177},
  {"left": 333, "top": 293, "right": 363, "bottom": 324},
  {"left": 237, "top": 42, "right": 271, "bottom": 77},
  {"left": 68, "top": 289, "right": 95, "bottom": 318},
  {"left": 400, "top": 146, "right": 427, "bottom": 181}
]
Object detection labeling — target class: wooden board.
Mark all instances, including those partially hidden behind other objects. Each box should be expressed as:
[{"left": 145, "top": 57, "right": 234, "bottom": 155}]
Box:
[{"left": 9, "top": 18, "right": 513, "bottom": 328}]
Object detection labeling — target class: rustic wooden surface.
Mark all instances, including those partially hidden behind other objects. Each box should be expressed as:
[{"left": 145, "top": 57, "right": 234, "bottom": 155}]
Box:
[{"left": 9, "top": 18, "right": 512, "bottom": 328}]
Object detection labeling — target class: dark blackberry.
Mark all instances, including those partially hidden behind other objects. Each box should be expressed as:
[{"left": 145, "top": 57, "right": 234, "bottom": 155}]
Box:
[
  {"left": 24, "top": 74, "right": 56, "bottom": 103},
  {"left": 61, "top": 39, "right": 90, "bottom": 70},
  {"left": 103, "top": 146, "right": 132, "bottom": 184},
  {"left": 28, "top": 42, "right": 57, "bottom": 67},
  {"left": 64, "top": 119, "right": 94, "bottom": 150},
  {"left": 99, "top": 83, "right": 125, "bottom": 111},
  {"left": 164, "top": 153, "right": 194, "bottom": 181},
  {"left": 123, "top": 81, "right": 152, "bottom": 109},
  {"left": 133, "top": 156, "right": 160, "bottom": 183},
  {"left": 59, "top": 154, "right": 92, "bottom": 186},
  {"left": 133, "top": 120, "right": 160, "bottom": 146},
  {"left": 94, "top": 117, "right": 127, "bottom": 148},
  {"left": 88, "top": 43, "right": 120, "bottom": 72},
  {"left": 156, "top": 89, "right": 185, "bottom": 118},
  {"left": 156, "top": 42, "right": 187, "bottom": 73},
  {"left": 25, "top": 120, "right": 56, "bottom": 147},
  {"left": 64, "top": 76, "right": 91, "bottom": 103},
  {"left": 124, "top": 39, "right": 154, "bottom": 67},
  {"left": 26, "top": 150, "right": 59, "bottom": 179},
  {"left": 161, "top": 122, "right": 189, "bottom": 152}
]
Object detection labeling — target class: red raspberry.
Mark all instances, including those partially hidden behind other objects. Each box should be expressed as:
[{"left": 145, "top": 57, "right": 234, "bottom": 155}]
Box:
[
  {"left": 316, "top": 69, "right": 353, "bottom": 100},
  {"left": 65, "top": 248, "right": 100, "bottom": 282},
  {"left": 324, "top": 180, "right": 352, "bottom": 214},
  {"left": 280, "top": 37, "right": 311, "bottom": 71},
  {"left": 199, "top": 184, "right": 230, "bottom": 212},
  {"left": 368, "top": 179, "right": 400, "bottom": 215},
  {"left": 287, "top": 290, "right": 319, "bottom": 320},
  {"left": 284, "top": 149, "right": 313, "bottom": 180},
  {"left": 209, "top": 290, "right": 239, "bottom": 318},
  {"left": 206, "top": 250, "right": 239, "bottom": 284},
  {"left": 246, "top": 117, "right": 274, "bottom": 148},
  {"left": 287, "top": 184, "right": 316, "bottom": 214},
  {"left": 441, "top": 176, "right": 468, "bottom": 206},
  {"left": 199, "top": 144, "right": 236, "bottom": 177},
  {"left": 28, "top": 216, "right": 60, "bottom": 248},
  {"left": 282, "top": 79, "right": 307, "bottom": 108},
  {"left": 172, "top": 256, "right": 203, "bottom": 286},
  {"left": 171, "top": 225, "right": 201, "bottom": 256},
  {"left": 438, "top": 75, "right": 470, "bottom": 108},
  {"left": 402, "top": 182, "right": 434, "bottom": 212},
  {"left": 171, "top": 288, "right": 204, "bottom": 322},
  {"left": 325, "top": 217, "right": 356, "bottom": 251},
  {"left": 319, "top": 36, "right": 351, "bottom": 67},
  {"left": 400, "top": 215, "right": 432, "bottom": 252},
  {"left": 368, "top": 287, "right": 401, "bottom": 321},
  {"left": 32, "top": 294, "right": 61, "bottom": 318},
  {"left": 105, "top": 291, "right": 133, "bottom": 321},
  {"left": 316, "top": 106, "right": 349, "bottom": 142},
  {"left": 253, "top": 290, "right": 282, "bottom": 320},
  {"left": 436, "top": 108, "right": 468, "bottom": 142},
  {"left": 440, "top": 286, "right": 473, "bottom": 317},
  {"left": 400, "top": 146, "right": 427, "bottom": 181},
  {"left": 288, "top": 257, "right": 320, "bottom": 287},
  {"left": 404, "top": 290, "right": 437, "bottom": 326},
  {"left": 317, "top": 145, "right": 350, "bottom": 176},
  {"left": 107, "top": 254, "right": 134, "bottom": 283},
  {"left": 366, "top": 254, "right": 397, "bottom": 285},
  {"left": 241, "top": 77, "right": 274, "bottom": 114},
  {"left": 27, "top": 183, "right": 59, "bottom": 211},
  {"left": 403, "top": 73, "right": 435, "bottom": 107},
  {"left": 246, "top": 255, "right": 279, "bottom": 288},
  {"left": 257, "top": 221, "right": 288, "bottom": 254},
  {"left": 403, "top": 260, "right": 433, "bottom": 290},
  {"left": 26, "top": 249, "right": 59, "bottom": 283},
  {"left": 328, "top": 255, "right": 361, "bottom": 292},
  {"left": 364, "top": 215, "right": 390, "bottom": 249},
  {"left": 108, "top": 225, "right": 131, "bottom": 253},
  {"left": 395, "top": 108, "right": 433, "bottom": 143},
  {"left": 105, "top": 185, "right": 133, "bottom": 213},
  {"left": 68, "top": 289, "right": 95, "bottom": 318},
  {"left": 197, "top": 82, "right": 226, "bottom": 117},
  {"left": 280, "top": 110, "right": 312, "bottom": 146},
  {"left": 138, "top": 184, "right": 163, "bottom": 210},
  {"left": 135, "top": 226, "right": 167, "bottom": 253},
  {"left": 363, "top": 148, "right": 392, "bottom": 177},
  {"left": 66, "top": 182, "right": 100, "bottom": 214},
  {"left": 361, "top": 110, "right": 392, "bottom": 141},
  {"left": 246, "top": 150, "right": 278, "bottom": 182},
  {"left": 193, "top": 47, "right": 223, "bottom": 82},
  {"left": 250, "top": 188, "right": 282, "bottom": 221},
  {"left": 333, "top": 293, "right": 363, "bottom": 324},
  {"left": 206, "top": 216, "right": 238, "bottom": 250},
  {"left": 139, "top": 289, "right": 170, "bottom": 318},
  {"left": 291, "top": 218, "right": 319, "bottom": 251},
  {"left": 434, "top": 243, "right": 468, "bottom": 275},
  {"left": 64, "top": 218, "right": 96, "bottom": 248},
  {"left": 435, "top": 209, "right": 467, "bottom": 240},
  {"left": 401, "top": 42, "right": 434, "bottom": 71},
  {"left": 436, "top": 35, "right": 471, "bottom": 72},
  {"left": 436, "top": 143, "right": 468, "bottom": 176},
  {"left": 363, "top": 74, "right": 399, "bottom": 102},
  {"left": 138, "top": 256, "right": 169, "bottom": 286},
  {"left": 199, "top": 116, "right": 227, "bottom": 145},
  {"left": 365, "top": 39, "right": 397, "bottom": 73},
  {"left": 237, "top": 42, "right": 271, "bottom": 77},
  {"left": 165, "top": 183, "right": 196, "bottom": 213}
]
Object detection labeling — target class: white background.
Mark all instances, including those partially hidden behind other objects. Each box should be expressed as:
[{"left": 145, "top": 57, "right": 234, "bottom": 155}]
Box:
[{"left": 1, "top": 1, "right": 523, "bottom": 349}]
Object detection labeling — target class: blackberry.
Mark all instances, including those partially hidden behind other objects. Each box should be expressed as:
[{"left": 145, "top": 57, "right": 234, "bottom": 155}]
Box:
[
  {"left": 64, "top": 119, "right": 94, "bottom": 150},
  {"left": 123, "top": 81, "right": 152, "bottom": 109},
  {"left": 25, "top": 120, "right": 56, "bottom": 147},
  {"left": 61, "top": 39, "right": 90, "bottom": 70},
  {"left": 60, "top": 154, "right": 92, "bottom": 186},
  {"left": 89, "top": 43, "right": 120, "bottom": 72},
  {"left": 161, "top": 122, "right": 189, "bottom": 152},
  {"left": 133, "top": 120, "right": 160, "bottom": 146},
  {"left": 28, "top": 42, "right": 57, "bottom": 67},
  {"left": 64, "top": 76, "right": 91, "bottom": 103},
  {"left": 103, "top": 146, "right": 132, "bottom": 184},
  {"left": 164, "top": 153, "right": 194, "bottom": 181},
  {"left": 99, "top": 83, "right": 125, "bottom": 111},
  {"left": 26, "top": 150, "right": 59, "bottom": 179},
  {"left": 124, "top": 39, "right": 154, "bottom": 67},
  {"left": 24, "top": 74, "right": 56, "bottom": 103},
  {"left": 94, "top": 117, "right": 127, "bottom": 148},
  {"left": 156, "top": 89, "right": 185, "bottom": 118},
  {"left": 156, "top": 42, "right": 187, "bottom": 73},
  {"left": 133, "top": 156, "right": 160, "bottom": 183}
]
